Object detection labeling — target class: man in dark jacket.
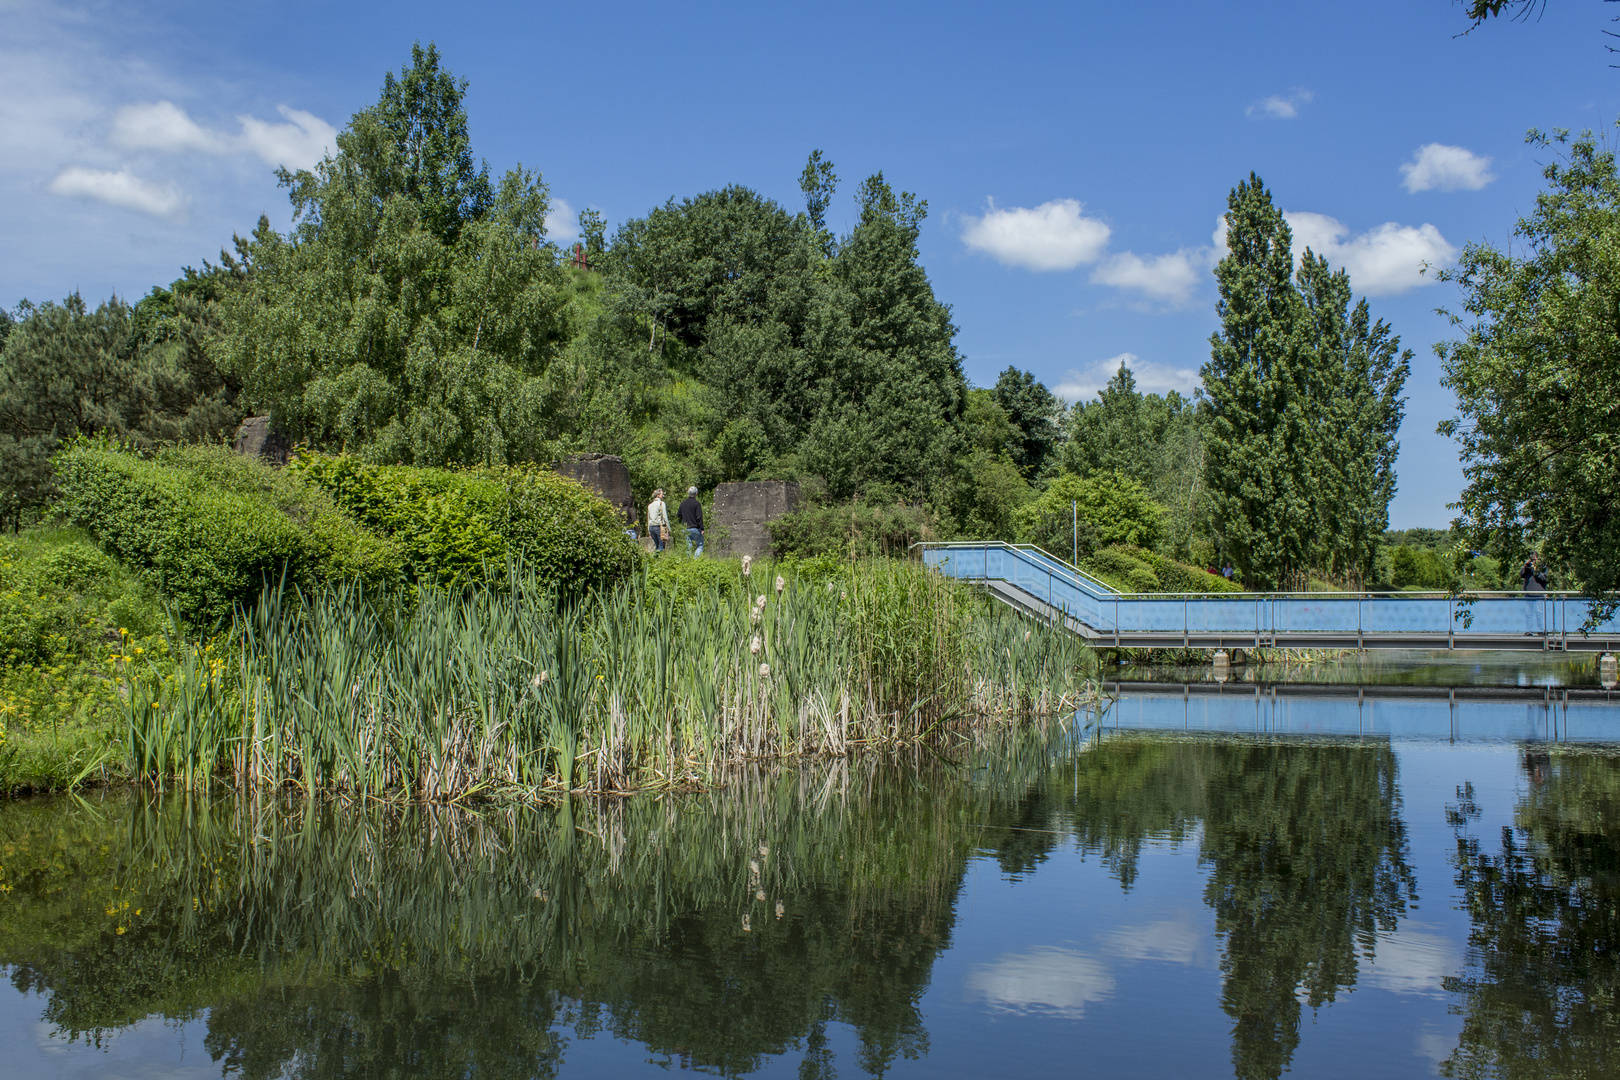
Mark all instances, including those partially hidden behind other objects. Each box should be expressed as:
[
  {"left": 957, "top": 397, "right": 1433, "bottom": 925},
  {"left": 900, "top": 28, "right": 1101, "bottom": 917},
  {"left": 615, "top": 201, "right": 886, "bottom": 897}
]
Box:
[{"left": 678, "top": 487, "right": 704, "bottom": 557}]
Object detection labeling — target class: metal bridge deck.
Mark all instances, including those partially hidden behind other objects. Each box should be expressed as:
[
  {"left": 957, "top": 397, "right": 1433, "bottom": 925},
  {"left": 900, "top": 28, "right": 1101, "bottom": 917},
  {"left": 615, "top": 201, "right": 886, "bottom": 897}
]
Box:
[{"left": 920, "top": 542, "right": 1620, "bottom": 654}]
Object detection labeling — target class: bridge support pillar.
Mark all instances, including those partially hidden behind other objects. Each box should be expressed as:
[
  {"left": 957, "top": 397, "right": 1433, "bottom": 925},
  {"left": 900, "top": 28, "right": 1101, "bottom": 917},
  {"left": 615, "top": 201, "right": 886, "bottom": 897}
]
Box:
[
  {"left": 1212, "top": 649, "right": 1230, "bottom": 683},
  {"left": 1602, "top": 653, "right": 1618, "bottom": 690}
]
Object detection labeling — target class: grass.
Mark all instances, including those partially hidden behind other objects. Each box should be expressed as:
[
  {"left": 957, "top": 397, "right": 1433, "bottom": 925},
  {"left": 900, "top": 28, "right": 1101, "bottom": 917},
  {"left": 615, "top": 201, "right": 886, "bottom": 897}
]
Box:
[
  {"left": 0, "top": 527, "right": 165, "bottom": 794},
  {"left": 117, "top": 557, "right": 1097, "bottom": 799},
  {"left": 0, "top": 530, "right": 1099, "bottom": 799}
]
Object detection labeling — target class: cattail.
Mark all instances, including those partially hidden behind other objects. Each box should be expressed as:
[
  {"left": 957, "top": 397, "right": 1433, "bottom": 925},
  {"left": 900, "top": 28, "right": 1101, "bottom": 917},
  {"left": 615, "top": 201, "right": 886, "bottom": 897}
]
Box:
[
  {"left": 775, "top": 575, "right": 786, "bottom": 594},
  {"left": 742, "top": 555, "right": 753, "bottom": 577},
  {"left": 749, "top": 635, "right": 762, "bottom": 655},
  {"left": 756, "top": 888, "right": 766, "bottom": 902},
  {"left": 532, "top": 670, "right": 548, "bottom": 688},
  {"left": 755, "top": 594, "right": 767, "bottom": 609},
  {"left": 759, "top": 663, "right": 771, "bottom": 678},
  {"left": 741, "top": 914, "right": 751, "bottom": 932},
  {"left": 775, "top": 900, "right": 784, "bottom": 919},
  {"left": 1023, "top": 630, "right": 1031, "bottom": 642},
  {"left": 758, "top": 842, "right": 769, "bottom": 857}
]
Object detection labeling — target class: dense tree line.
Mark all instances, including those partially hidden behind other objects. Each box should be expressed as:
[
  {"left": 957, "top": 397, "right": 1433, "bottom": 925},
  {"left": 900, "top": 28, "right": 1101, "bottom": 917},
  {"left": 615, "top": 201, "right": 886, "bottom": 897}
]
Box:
[{"left": 15, "top": 43, "right": 1610, "bottom": 604}]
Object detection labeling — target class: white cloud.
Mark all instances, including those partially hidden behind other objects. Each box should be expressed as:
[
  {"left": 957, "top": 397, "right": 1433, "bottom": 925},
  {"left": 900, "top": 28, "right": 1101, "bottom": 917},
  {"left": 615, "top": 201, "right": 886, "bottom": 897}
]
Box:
[
  {"left": 110, "top": 100, "right": 335, "bottom": 171},
  {"left": 1053, "top": 352, "right": 1201, "bottom": 403},
  {"left": 1285, "top": 210, "right": 1457, "bottom": 295},
  {"left": 1247, "top": 88, "right": 1313, "bottom": 120},
  {"left": 545, "top": 196, "right": 579, "bottom": 242},
  {"left": 46, "top": 165, "right": 187, "bottom": 220},
  {"left": 47, "top": 166, "right": 188, "bottom": 220},
  {"left": 110, "top": 100, "right": 226, "bottom": 155},
  {"left": 960, "top": 198, "right": 1111, "bottom": 271},
  {"left": 237, "top": 106, "right": 336, "bottom": 170},
  {"left": 1091, "top": 248, "right": 1213, "bottom": 307},
  {"left": 1401, "top": 143, "right": 1495, "bottom": 193},
  {"left": 965, "top": 947, "right": 1116, "bottom": 1018}
]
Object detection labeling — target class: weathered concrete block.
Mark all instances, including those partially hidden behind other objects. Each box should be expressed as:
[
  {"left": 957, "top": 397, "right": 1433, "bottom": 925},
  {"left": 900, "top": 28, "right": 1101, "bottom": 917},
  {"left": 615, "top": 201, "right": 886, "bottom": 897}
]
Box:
[
  {"left": 554, "top": 453, "right": 637, "bottom": 526},
  {"left": 713, "top": 481, "right": 800, "bottom": 559},
  {"left": 231, "top": 415, "right": 291, "bottom": 466}
]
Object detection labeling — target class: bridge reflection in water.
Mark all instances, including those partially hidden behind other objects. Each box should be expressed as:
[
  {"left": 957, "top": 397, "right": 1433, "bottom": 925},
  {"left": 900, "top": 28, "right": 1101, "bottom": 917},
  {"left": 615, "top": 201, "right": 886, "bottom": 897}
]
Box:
[
  {"left": 1099, "top": 680, "right": 1620, "bottom": 743},
  {"left": 921, "top": 542, "right": 1620, "bottom": 652}
]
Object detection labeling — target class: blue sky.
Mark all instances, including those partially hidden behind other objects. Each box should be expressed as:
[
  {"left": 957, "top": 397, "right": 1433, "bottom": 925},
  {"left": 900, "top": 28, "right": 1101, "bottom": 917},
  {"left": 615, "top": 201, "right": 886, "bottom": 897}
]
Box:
[{"left": 4, "top": 0, "right": 1617, "bottom": 527}]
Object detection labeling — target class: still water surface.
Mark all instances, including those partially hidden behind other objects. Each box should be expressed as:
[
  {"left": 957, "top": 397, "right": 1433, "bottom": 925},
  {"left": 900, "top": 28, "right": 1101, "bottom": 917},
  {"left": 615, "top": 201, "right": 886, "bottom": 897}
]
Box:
[{"left": 2, "top": 677, "right": 1618, "bottom": 1078}]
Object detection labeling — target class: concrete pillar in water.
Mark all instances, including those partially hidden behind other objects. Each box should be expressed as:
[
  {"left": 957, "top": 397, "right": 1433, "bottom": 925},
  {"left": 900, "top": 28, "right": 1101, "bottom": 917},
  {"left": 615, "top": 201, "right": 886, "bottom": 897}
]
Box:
[
  {"left": 1602, "top": 653, "right": 1618, "bottom": 690},
  {"left": 1212, "top": 649, "right": 1230, "bottom": 683}
]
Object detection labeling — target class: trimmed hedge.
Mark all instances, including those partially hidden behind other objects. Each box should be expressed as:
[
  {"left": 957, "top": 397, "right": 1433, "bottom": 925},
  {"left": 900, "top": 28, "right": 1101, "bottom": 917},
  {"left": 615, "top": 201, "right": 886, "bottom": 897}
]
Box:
[
  {"left": 54, "top": 442, "right": 402, "bottom": 625},
  {"left": 1082, "top": 544, "right": 1243, "bottom": 595},
  {"left": 290, "top": 453, "right": 640, "bottom": 590},
  {"left": 1112, "top": 545, "right": 1243, "bottom": 594}
]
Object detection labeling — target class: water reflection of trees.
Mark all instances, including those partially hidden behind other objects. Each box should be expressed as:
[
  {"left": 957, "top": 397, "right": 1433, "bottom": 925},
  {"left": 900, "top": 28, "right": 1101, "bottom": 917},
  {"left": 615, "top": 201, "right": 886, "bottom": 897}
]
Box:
[
  {"left": 0, "top": 731, "right": 1424, "bottom": 1080},
  {"left": 0, "top": 743, "right": 1064, "bottom": 1080},
  {"left": 973, "top": 734, "right": 1417, "bottom": 1080},
  {"left": 1442, "top": 750, "right": 1620, "bottom": 1080}
]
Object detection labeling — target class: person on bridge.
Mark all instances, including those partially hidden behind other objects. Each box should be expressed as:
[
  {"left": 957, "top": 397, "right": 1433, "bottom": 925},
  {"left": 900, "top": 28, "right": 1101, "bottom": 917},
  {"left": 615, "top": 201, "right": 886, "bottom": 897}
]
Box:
[
  {"left": 1520, "top": 553, "right": 1548, "bottom": 594},
  {"left": 647, "top": 489, "right": 670, "bottom": 553},
  {"left": 679, "top": 486, "right": 704, "bottom": 557}
]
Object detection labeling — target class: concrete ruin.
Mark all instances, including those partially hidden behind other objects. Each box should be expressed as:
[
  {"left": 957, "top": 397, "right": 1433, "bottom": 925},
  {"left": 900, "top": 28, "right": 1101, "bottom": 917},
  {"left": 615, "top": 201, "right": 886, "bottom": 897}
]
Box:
[
  {"left": 554, "top": 453, "right": 637, "bottom": 526},
  {"left": 231, "top": 415, "right": 291, "bottom": 466},
  {"left": 712, "top": 481, "right": 800, "bottom": 560}
]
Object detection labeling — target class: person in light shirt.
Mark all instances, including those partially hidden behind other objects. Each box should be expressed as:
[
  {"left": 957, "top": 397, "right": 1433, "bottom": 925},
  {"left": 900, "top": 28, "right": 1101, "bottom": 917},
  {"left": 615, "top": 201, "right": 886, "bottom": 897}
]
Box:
[{"left": 646, "top": 489, "right": 670, "bottom": 553}]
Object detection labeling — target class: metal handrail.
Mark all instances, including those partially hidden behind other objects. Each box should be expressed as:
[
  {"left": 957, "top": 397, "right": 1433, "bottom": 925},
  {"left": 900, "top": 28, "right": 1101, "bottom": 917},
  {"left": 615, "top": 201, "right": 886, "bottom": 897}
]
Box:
[
  {"left": 917, "top": 541, "right": 1591, "bottom": 601},
  {"left": 915, "top": 540, "right": 1620, "bottom": 645}
]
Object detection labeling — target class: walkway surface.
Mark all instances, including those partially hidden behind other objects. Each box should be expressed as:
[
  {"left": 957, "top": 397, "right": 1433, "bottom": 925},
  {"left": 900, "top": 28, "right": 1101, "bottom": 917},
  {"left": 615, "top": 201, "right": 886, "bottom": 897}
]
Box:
[{"left": 919, "top": 542, "right": 1620, "bottom": 652}]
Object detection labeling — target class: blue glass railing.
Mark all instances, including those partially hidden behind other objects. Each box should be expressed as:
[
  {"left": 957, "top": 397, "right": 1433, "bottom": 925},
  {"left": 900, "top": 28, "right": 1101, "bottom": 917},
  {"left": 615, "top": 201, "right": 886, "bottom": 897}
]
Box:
[{"left": 918, "top": 541, "right": 1620, "bottom": 645}]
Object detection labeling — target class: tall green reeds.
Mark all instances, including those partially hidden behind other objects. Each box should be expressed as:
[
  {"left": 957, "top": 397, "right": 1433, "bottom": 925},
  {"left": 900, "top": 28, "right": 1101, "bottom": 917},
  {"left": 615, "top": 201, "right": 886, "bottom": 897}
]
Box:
[{"left": 119, "top": 559, "right": 1098, "bottom": 798}]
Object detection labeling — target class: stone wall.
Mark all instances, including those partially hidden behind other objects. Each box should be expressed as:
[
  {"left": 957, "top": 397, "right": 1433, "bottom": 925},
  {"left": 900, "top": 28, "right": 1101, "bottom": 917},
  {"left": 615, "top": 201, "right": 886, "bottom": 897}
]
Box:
[
  {"left": 554, "top": 453, "right": 637, "bottom": 526},
  {"left": 231, "top": 416, "right": 291, "bottom": 466},
  {"left": 712, "top": 481, "right": 800, "bottom": 559}
]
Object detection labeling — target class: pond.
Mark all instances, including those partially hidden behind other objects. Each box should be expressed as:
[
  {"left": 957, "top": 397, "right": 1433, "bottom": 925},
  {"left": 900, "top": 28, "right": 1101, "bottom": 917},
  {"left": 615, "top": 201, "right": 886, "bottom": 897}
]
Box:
[{"left": 2, "top": 673, "right": 1618, "bottom": 1078}]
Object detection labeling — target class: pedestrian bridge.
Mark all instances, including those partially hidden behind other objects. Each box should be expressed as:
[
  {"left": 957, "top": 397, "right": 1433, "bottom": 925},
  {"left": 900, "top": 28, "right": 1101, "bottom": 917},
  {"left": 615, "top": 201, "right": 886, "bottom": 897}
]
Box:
[{"left": 919, "top": 542, "right": 1620, "bottom": 653}]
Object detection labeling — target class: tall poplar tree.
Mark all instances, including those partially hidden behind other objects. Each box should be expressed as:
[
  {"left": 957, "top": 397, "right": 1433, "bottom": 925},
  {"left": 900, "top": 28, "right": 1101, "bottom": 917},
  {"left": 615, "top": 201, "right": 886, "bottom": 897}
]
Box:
[
  {"left": 1296, "top": 255, "right": 1409, "bottom": 586},
  {"left": 1205, "top": 175, "right": 1408, "bottom": 589},
  {"left": 1203, "top": 175, "right": 1313, "bottom": 589}
]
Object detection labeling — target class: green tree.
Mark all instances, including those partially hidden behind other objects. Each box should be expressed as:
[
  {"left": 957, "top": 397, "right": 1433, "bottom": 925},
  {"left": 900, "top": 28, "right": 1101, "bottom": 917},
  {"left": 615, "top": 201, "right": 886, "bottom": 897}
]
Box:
[
  {"left": 1204, "top": 175, "right": 1314, "bottom": 589},
  {"left": 991, "top": 366, "right": 1061, "bottom": 479},
  {"left": 1295, "top": 253, "right": 1409, "bottom": 585},
  {"left": 217, "top": 45, "right": 569, "bottom": 466},
  {"left": 799, "top": 148, "right": 839, "bottom": 257},
  {"left": 1063, "top": 361, "right": 1207, "bottom": 558},
  {"left": 1437, "top": 129, "right": 1620, "bottom": 618},
  {"left": 1014, "top": 470, "right": 1166, "bottom": 555},
  {"left": 1205, "top": 174, "right": 1407, "bottom": 589},
  {"left": 0, "top": 295, "right": 141, "bottom": 528}
]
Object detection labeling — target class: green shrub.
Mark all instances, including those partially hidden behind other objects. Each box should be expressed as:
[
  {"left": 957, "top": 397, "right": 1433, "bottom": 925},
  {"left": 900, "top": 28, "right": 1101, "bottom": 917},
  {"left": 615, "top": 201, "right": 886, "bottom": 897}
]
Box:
[
  {"left": 291, "top": 453, "right": 640, "bottom": 591},
  {"left": 1084, "top": 547, "right": 1160, "bottom": 592},
  {"left": 766, "top": 501, "right": 935, "bottom": 559},
  {"left": 0, "top": 527, "right": 163, "bottom": 668},
  {"left": 1112, "top": 544, "right": 1243, "bottom": 593},
  {"left": 54, "top": 442, "right": 402, "bottom": 625},
  {"left": 1391, "top": 545, "right": 1454, "bottom": 590},
  {"left": 1016, "top": 471, "right": 1167, "bottom": 555}
]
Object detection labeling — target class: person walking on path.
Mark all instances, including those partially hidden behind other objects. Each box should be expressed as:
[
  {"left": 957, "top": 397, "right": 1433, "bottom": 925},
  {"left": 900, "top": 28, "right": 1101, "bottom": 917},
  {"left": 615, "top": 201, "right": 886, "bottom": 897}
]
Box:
[
  {"left": 678, "top": 486, "right": 704, "bottom": 557},
  {"left": 647, "top": 489, "right": 671, "bottom": 553}
]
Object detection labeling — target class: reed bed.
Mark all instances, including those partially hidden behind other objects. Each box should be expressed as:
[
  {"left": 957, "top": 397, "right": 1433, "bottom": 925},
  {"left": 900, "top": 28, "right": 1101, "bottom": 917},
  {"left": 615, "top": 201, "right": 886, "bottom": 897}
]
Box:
[{"left": 119, "top": 559, "right": 1099, "bottom": 798}]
